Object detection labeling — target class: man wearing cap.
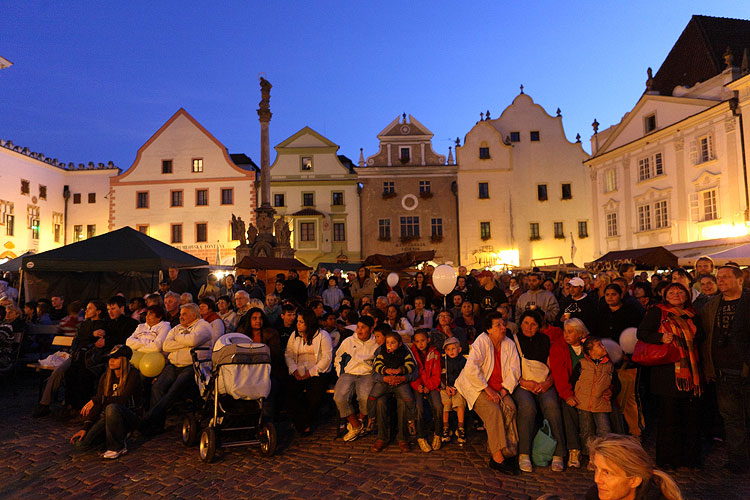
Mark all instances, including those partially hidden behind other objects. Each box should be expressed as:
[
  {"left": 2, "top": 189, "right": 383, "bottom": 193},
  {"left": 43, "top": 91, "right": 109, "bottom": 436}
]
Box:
[
  {"left": 141, "top": 303, "right": 212, "bottom": 435},
  {"left": 557, "top": 277, "right": 597, "bottom": 332},
  {"left": 515, "top": 273, "right": 559, "bottom": 325},
  {"left": 472, "top": 270, "right": 508, "bottom": 321}
]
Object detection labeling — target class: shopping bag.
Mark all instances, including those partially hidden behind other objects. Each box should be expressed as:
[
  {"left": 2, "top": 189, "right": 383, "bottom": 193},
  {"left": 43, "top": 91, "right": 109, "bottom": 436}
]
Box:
[{"left": 531, "top": 419, "right": 557, "bottom": 466}]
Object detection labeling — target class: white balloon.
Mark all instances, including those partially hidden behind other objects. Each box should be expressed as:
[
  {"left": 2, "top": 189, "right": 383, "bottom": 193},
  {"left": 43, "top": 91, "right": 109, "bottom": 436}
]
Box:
[
  {"left": 601, "top": 338, "right": 623, "bottom": 365},
  {"left": 387, "top": 272, "right": 399, "bottom": 288},
  {"left": 432, "top": 264, "right": 457, "bottom": 295},
  {"left": 619, "top": 327, "right": 638, "bottom": 355}
]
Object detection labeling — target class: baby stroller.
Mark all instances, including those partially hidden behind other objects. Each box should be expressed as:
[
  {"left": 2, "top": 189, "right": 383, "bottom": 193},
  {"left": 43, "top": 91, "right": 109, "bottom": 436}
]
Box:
[{"left": 181, "top": 332, "right": 276, "bottom": 462}]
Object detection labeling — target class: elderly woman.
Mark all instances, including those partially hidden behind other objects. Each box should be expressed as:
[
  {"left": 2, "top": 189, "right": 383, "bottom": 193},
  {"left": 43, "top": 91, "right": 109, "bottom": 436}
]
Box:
[
  {"left": 198, "top": 298, "right": 225, "bottom": 345},
  {"left": 350, "top": 266, "right": 376, "bottom": 308},
  {"left": 513, "top": 309, "right": 567, "bottom": 473},
  {"left": 636, "top": 282, "right": 703, "bottom": 470},
  {"left": 549, "top": 318, "right": 589, "bottom": 469},
  {"left": 430, "top": 309, "right": 468, "bottom": 353},
  {"left": 216, "top": 295, "right": 238, "bottom": 332},
  {"left": 456, "top": 311, "right": 520, "bottom": 475},
  {"left": 455, "top": 300, "right": 481, "bottom": 345}
]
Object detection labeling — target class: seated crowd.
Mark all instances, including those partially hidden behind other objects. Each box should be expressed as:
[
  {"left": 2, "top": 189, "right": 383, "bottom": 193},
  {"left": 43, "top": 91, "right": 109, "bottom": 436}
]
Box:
[{"left": 3, "top": 258, "right": 747, "bottom": 496}]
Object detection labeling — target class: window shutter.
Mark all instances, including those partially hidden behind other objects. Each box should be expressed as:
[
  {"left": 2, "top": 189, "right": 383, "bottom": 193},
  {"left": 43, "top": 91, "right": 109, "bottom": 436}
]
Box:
[
  {"left": 689, "top": 140, "right": 698, "bottom": 165},
  {"left": 689, "top": 193, "right": 699, "bottom": 221},
  {"left": 707, "top": 134, "right": 714, "bottom": 160}
]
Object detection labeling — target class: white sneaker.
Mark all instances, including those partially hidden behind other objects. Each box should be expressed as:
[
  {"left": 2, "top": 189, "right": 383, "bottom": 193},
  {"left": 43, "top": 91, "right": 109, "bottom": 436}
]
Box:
[
  {"left": 102, "top": 447, "right": 127, "bottom": 459},
  {"left": 568, "top": 449, "right": 581, "bottom": 468},
  {"left": 518, "top": 454, "right": 533, "bottom": 473},
  {"left": 417, "top": 438, "right": 432, "bottom": 453},
  {"left": 342, "top": 422, "right": 363, "bottom": 442},
  {"left": 431, "top": 434, "right": 442, "bottom": 451}
]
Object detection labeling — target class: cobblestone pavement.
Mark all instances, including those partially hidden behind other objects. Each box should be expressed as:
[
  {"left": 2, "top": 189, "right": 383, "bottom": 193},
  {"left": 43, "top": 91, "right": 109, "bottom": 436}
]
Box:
[{"left": 0, "top": 377, "right": 746, "bottom": 500}]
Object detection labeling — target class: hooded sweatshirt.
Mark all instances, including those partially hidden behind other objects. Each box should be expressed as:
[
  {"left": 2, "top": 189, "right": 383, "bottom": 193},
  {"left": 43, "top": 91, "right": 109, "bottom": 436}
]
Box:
[{"left": 334, "top": 334, "right": 378, "bottom": 376}]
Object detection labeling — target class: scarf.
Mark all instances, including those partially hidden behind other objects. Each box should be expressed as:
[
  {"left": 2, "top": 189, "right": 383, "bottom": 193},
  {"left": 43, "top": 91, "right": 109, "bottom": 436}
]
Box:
[{"left": 656, "top": 303, "right": 701, "bottom": 396}]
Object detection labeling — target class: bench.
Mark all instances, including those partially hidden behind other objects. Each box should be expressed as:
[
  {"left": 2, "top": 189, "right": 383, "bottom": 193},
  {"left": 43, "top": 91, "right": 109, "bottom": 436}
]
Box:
[{"left": 26, "top": 335, "right": 74, "bottom": 372}]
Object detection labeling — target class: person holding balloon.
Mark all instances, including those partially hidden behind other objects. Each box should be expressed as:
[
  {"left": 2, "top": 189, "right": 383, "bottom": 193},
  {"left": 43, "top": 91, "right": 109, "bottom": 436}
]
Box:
[
  {"left": 125, "top": 305, "right": 171, "bottom": 358},
  {"left": 140, "top": 303, "right": 213, "bottom": 435}
]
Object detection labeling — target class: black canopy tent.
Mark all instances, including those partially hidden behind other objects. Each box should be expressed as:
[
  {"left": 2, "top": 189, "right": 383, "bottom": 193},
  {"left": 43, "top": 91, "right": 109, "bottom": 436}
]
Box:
[
  {"left": 21, "top": 227, "right": 209, "bottom": 301},
  {"left": 590, "top": 245, "right": 678, "bottom": 271}
]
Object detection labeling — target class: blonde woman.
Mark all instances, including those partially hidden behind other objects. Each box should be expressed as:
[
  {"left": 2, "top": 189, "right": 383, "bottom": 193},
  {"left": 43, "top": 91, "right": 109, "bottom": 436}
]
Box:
[{"left": 586, "top": 434, "right": 682, "bottom": 500}]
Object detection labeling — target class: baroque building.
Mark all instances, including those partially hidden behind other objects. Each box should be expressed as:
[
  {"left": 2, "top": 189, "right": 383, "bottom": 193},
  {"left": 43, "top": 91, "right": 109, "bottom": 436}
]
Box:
[
  {"left": 456, "top": 93, "right": 592, "bottom": 268},
  {"left": 585, "top": 15, "right": 750, "bottom": 258},
  {"left": 357, "top": 115, "right": 458, "bottom": 264},
  {"left": 109, "top": 109, "right": 257, "bottom": 264}
]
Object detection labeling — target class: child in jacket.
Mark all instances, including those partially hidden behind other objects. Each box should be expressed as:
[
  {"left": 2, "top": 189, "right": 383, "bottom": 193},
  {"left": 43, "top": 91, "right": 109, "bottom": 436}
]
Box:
[
  {"left": 410, "top": 329, "right": 443, "bottom": 452},
  {"left": 440, "top": 336, "right": 467, "bottom": 444},
  {"left": 571, "top": 337, "right": 613, "bottom": 447}
]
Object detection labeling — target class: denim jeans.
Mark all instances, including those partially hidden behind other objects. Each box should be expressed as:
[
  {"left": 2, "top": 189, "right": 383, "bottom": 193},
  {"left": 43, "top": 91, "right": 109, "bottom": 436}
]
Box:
[
  {"left": 716, "top": 375, "right": 750, "bottom": 463},
  {"left": 333, "top": 373, "right": 374, "bottom": 418},
  {"left": 561, "top": 401, "right": 580, "bottom": 451},
  {"left": 578, "top": 409, "right": 610, "bottom": 449},
  {"left": 415, "top": 389, "right": 443, "bottom": 438},
  {"left": 513, "top": 385, "right": 566, "bottom": 457},
  {"left": 369, "top": 382, "right": 416, "bottom": 442},
  {"left": 143, "top": 363, "right": 195, "bottom": 429},
  {"left": 76, "top": 404, "right": 139, "bottom": 451}
]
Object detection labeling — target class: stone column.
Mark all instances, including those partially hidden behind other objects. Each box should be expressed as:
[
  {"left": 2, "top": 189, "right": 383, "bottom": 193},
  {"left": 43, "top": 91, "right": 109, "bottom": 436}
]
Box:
[{"left": 258, "top": 78, "right": 272, "bottom": 208}]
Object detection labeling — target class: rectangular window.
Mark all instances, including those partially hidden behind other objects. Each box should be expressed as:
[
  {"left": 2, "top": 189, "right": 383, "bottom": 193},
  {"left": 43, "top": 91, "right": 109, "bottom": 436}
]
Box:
[
  {"left": 510, "top": 132, "right": 520, "bottom": 142},
  {"left": 162, "top": 159, "right": 173, "bottom": 174},
  {"left": 301, "top": 156, "right": 313, "bottom": 170},
  {"left": 644, "top": 114, "right": 656, "bottom": 134},
  {"left": 192, "top": 158, "right": 203, "bottom": 173},
  {"left": 654, "top": 200, "right": 668, "bottom": 228},
  {"left": 537, "top": 184, "right": 548, "bottom": 201},
  {"left": 31, "top": 219, "right": 40, "bottom": 240},
  {"left": 654, "top": 153, "right": 663, "bottom": 176},
  {"left": 300, "top": 222, "right": 315, "bottom": 241},
  {"left": 302, "top": 192, "right": 314, "bottom": 207},
  {"left": 6, "top": 214, "right": 14, "bottom": 236},
  {"left": 378, "top": 219, "right": 391, "bottom": 239},
  {"left": 221, "top": 188, "right": 233, "bottom": 205},
  {"left": 480, "top": 221, "right": 491, "bottom": 240},
  {"left": 431, "top": 218, "right": 443, "bottom": 237},
  {"left": 638, "top": 157, "right": 651, "bottom": 181},
  {"left": 400, "top": 216, "right": 420, "bottom": 237},
  {"left": 529, "top": 222, "right": 540, "bottom": 240},
  {"left": 273, "top": 193, "right": 285, "bottom": 207},
  {"left": 136, "top": 191, "right": 149, "bottom": 208},
  {"left": 561, "top": 183, "right": 572, "bottom": 200},
  {"left": 399, "top": 148, "right": 410, "bottom": 162},
  {"left": 73, "top": 193, "right": 81, "bottom": 204},
  {"left": 21, "top": 179, "right": 30, "bottom": 195},
  {"left": 332, "top": 192, "right": 344, "bottom": 206},
  {"left": 698, "top": 136, "right": 713, "bottom": 163},
  {"left": 88, "top": 193, "right": 96, "bottom": 203},
  {"left": 137, "top": 225, "right": 149, "bottom": 235},
  {"left": 606, "top": 212, "right": 618, "bottom": 237},
  {"left": 554, "top": 221, "right": 565, "bottom": 239},
  {"left": 171, "top": 190, "right": 183, "bottom": 207},
  {"left": 530, "top": 131, "right": 540, "bottom": 141},
  {"left": 419, "top": 181, "right": 431, "bottom": 194},
  {"left": 479, "top": 147, "right": 490, "bottom": 159},
  {"left": 638, "top": 153, "right": 664, "bottom": 181},
  {"left": 86, "top": 224, "right": 96, "bottom": 239},
  {"left": 383, "top": 181, "right": 395, "bottom": 194},
  {"left": 333, "top": 222, "right": 345, "bottom": 241},
  {"left": 196, "top": 189, "right": 208, "bottom": 206},
  {"left": 637, "top": 204, "right": 651, "bottom": 231},
  {"left": 604, "top": 169, "right": 617, "bottom": 193},
  {"left": 702, "top": 189, "right": 718, "bottom": 220},
  {"left": 171, "top": 224, "right": 183, "bottom": 243},
  {"left": 478, "top": 182, "right": 489, "bottom": 199},
  {"left": 39, "top": 185, "right": 47, "bottom": 200},
  {"left": 196, "top": 223, "right": 207, "bottom": 242},
  {"left": 73, "top": 225, "right": 83, "bottom": 242},
  {"left": 578, "top": 221, "right": 588, "bottom": 238},
  {"left": 54, "top": 224, "right": 61, "bottom": 242}
]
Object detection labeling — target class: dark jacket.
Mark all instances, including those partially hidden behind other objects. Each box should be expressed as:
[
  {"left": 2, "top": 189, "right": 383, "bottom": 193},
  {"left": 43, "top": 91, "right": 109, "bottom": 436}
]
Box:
[
  {"left": 699, "top": 291, "right": 750, "bottom": 379},
  {"left": 597, "top": 299, "right": 645, "bottom": 340},
  {"left": 558, "top": 293, "right": 598, "bottom": 332},
  {"left": 82, "top": 368, "right": 141, "bottom": 431},
  {"left": 105, "top": 315, "right": 139, "bottom": 350}
]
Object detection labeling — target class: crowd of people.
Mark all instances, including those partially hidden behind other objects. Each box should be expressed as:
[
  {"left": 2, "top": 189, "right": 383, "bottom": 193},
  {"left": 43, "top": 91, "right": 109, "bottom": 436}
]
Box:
[{"left": 4, "top": 257, "right": 748, "bottom": 498}]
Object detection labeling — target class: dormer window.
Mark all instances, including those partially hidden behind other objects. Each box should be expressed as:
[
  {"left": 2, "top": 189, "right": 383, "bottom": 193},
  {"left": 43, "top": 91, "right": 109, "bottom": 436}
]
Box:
[
  {"left": 644, "top": 114, "right": 656, "bottom": 134},
  {"left": 301, "top": 156, "right": 313, "bottom": 171},
  {"left": 479, "top": 147, "right": 490, "bottom": 159},
  {"left": 399, "top": 147, "right": 410, "bottom": 163}
]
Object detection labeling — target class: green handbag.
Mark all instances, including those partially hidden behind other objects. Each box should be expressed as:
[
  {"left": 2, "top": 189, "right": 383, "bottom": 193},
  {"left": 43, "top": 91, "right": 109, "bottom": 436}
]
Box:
[{"left": 531, "top": 419, "right": 557, "bottom": 466}]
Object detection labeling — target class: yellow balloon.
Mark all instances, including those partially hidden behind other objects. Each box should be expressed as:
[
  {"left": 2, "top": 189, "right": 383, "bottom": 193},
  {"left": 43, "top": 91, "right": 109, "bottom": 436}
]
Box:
[
  {"left": 130, "top": 350, "right": 144, "bottom": 369},
  {"left": 139, "top": 352, "right": 166, "bottom": 378}
]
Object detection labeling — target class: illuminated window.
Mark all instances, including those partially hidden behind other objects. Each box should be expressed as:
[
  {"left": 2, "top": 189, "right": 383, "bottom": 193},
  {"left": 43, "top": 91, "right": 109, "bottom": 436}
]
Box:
[{"left": 192, "top": 158, "right": 203, "bottom": 172}]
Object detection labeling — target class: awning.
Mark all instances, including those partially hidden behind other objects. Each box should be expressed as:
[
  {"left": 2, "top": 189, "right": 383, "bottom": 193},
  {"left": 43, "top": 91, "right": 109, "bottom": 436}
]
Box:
[
  {"left": 363, "top": 250, "right": 436, "bottom": 271},
  {"left": 592, "top": 246, "right": 677, "bottom": 269},
  {"left": 0, "top": 251, "right": 34, "bottom": 272},
  {"left": 666, "top": 235, "right": 750, "bottom": 266}
]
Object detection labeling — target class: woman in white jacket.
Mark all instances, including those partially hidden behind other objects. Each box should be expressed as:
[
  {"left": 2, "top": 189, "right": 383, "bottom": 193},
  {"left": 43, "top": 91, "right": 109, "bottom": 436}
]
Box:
[
  {"left": 284, "top": 309, "right": 333, "bottom": 435},
  {"left": 456, "top": 311, "right": 520, "bottom": 475},
  {"left": 125, "top": 305, "right": 171, "bottom": 353}
]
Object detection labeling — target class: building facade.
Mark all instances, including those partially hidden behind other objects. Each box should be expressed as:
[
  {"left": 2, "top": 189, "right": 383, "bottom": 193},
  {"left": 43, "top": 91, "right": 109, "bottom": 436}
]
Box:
[
  {"left": 109, "top": 109, "right": 257, "bottom": 264},
  {"left": 585, "top": 15, "right": 750, "bottom": 258},
  {"left": 357, "top": 115, "right": 458, "bottom": 264},
  {"left": 269, "top": 127, "right": 361, "bottom": 267},
  {"left": 456, "top": 93, "right": 592, "bottom": 269}
]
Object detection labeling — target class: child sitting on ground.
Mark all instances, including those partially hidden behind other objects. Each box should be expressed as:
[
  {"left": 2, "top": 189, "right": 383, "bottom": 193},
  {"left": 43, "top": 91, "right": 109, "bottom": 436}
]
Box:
[
  {"left": 369, "top": 329, "right": 418, "bottom": 452},
  {"left": 440, "top": 336, "right": 467, "bottom": 445},
  {"left": 571, "top": 337, "right": 613, "bottom": 447},
  {"left": 410, "top": 329, "right": 443, "bottom": 452}
]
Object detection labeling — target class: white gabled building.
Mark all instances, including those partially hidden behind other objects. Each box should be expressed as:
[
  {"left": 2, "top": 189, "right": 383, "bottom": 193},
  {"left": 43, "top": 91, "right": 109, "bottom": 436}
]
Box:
[{"left": 585, "top": 15, "right": 750, "bottom": 260}]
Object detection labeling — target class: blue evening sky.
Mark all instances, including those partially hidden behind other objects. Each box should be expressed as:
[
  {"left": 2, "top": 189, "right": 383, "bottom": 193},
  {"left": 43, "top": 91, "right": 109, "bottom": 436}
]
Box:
[{"left": 2, "top": 1, "right": 749, "bottom": 171}]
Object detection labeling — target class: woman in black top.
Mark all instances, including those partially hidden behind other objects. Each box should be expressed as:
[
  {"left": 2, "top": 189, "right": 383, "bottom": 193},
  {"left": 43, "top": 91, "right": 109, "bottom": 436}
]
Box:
[
  {"left": 597, "top": 284, "right": 645, "bottom": 340},
  {"left": 404, "top": 272, "right": 434, "bottom": 309}
]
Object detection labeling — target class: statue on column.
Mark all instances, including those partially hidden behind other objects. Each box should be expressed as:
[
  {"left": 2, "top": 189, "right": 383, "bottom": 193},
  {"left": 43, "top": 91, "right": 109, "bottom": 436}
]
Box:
[
  {"left": 274, "top": 217, "right": 291, "bottom": 247},
  {"left": 247, "top": 223, "right": 258, "bottom": 246},
  {"left": 231, "top": 214, "right": 247, "bottom": 246}
]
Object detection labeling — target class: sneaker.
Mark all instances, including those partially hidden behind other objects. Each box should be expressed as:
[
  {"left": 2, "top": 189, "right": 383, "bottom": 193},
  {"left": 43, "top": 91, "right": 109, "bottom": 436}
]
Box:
[
  {"left": 417, "top": 438, "right": 432, "bottom": 453},
  {"left": 32, "top": 404, "right": 51, "bottom": 418},
  {"left": 342, "top": 422, "right": 363, "bottom": 442},
  {"left": 551, "top": 456, "right": 564, "bottom": 472},
  {"left": 371, "top": 439, "right": 387, "bottom": 452},
  {"left": 431, "top": 434, "right": 442, "bottom": 451},
  {"left": 456, "top": 427, "right": 467, "bottom": 446},
  {"left": 441, "top": 426, "right": 452, "bottom": 443},
  {"left": 407, "top": 420, "right": 417, "bottom": 437},
  {"left": 102, "top": 447, "right": 128, "bottom": 460},
  {"left": 518, "top": 454, "right": 533, "bottom": 473},
  {"left": 568, "top": 449, "right": 581, "bottom": 469}
]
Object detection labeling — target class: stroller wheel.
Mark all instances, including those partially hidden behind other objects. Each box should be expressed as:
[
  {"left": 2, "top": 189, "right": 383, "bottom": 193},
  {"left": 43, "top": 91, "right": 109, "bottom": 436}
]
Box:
[
  {"left": 259, "top": 421, "right": 277, "bottom": 457},
  {"left": 181, "top": 414, "right": 199, "bottom": 447},
  {"left": 199, "top": 428, "right": 217, "bottom": 463}
]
